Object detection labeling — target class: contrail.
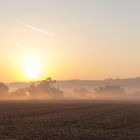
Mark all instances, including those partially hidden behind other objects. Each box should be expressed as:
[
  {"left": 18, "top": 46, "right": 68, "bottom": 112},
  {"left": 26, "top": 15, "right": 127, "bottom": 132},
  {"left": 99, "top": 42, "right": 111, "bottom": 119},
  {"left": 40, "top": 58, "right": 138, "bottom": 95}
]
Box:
[{"left": 20, "top": 22, "right": 56, "bottom": 38}]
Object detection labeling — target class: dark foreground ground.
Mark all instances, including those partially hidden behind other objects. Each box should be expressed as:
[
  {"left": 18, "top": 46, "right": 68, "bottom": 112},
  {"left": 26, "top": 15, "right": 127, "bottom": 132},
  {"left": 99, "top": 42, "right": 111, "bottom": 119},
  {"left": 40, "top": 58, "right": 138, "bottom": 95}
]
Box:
[{"left": 0, "top": 100, "right": 140, "bottom": 140}]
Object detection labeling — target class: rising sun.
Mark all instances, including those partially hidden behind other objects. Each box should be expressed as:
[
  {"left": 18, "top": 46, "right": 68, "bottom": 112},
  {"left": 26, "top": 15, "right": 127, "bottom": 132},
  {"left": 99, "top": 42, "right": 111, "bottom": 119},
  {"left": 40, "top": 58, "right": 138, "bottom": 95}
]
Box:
[{"left": 23, "top": 61, "right": 41, "bottom": 80}]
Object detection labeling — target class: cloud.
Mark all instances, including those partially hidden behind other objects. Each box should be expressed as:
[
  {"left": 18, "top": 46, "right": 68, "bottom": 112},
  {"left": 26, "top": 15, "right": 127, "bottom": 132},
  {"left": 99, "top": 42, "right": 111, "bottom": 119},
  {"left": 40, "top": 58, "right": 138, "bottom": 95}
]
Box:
[{"left": 20, "top": 22, "right": 56, "bottom": 38}]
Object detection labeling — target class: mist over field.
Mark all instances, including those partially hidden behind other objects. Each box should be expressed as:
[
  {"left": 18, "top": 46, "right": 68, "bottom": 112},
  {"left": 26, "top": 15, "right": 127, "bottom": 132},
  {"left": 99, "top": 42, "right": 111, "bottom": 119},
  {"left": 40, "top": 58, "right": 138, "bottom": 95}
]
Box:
[
  {"left": 1, "top": 0, "right": 140, "bottom": 139},
  {"left": 0, "top": 77, "right": 139, "bottom": 101}
]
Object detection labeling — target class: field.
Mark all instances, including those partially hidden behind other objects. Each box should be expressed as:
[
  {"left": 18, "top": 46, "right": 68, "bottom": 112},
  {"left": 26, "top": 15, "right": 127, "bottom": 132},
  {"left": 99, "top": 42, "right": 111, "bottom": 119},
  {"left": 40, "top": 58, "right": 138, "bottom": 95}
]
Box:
[{"left": 0, "top": 100, "right": 140, "bottom": 140}]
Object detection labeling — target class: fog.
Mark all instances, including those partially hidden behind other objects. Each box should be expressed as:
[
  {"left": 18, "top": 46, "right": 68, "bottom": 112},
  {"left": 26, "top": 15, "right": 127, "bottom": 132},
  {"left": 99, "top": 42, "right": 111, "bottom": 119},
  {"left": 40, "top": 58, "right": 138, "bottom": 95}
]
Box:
[
  {"left": 1, "top": 78, "right": 140, "bottom": 102},
  {"left": 1, "top": 89, "right": 140, "bottom": 103}
]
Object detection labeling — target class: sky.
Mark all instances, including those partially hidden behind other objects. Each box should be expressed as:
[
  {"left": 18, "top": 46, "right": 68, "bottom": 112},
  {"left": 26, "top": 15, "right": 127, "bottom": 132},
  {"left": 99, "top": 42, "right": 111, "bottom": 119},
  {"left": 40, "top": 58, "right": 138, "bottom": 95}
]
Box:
[{"left": 0, "top": 0, "right": 140, "bottom": 82}]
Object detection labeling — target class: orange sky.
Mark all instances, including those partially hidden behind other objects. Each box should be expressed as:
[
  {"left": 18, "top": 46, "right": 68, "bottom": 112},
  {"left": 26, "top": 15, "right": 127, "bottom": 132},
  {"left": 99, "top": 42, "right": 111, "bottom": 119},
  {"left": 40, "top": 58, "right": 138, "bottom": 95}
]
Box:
[{"left": 0, "top": 0, "right": 140, "bottom": 82}]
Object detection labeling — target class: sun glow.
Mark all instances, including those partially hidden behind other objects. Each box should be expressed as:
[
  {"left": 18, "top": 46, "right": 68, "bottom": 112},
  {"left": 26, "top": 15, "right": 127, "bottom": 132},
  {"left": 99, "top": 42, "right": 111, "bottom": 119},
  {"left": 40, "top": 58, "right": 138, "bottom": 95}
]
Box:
[{"left": 23, "top": 60, "right": 41, "bottom": 80}]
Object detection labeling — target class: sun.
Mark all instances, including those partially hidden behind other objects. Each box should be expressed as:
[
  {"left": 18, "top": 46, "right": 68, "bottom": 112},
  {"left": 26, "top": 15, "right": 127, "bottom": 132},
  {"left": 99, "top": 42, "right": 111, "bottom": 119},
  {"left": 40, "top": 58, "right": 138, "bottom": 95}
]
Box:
[{"left": 23, "top": 61, "right": 41, "bottom": 80}]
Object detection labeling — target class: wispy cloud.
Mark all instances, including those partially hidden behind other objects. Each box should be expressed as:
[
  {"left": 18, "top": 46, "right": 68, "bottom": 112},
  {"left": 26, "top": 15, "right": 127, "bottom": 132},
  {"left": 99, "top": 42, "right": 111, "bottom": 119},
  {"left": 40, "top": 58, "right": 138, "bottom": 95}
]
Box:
[{"left": 20, "top": 22, "right": 56, "bottom": 38}]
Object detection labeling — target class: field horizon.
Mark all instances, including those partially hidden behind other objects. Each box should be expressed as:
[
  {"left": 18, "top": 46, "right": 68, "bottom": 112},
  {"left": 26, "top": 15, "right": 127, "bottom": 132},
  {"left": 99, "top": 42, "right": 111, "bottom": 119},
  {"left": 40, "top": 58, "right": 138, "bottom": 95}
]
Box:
[{"left": 1, "top": 0, "right": 140, "bottom": 139}]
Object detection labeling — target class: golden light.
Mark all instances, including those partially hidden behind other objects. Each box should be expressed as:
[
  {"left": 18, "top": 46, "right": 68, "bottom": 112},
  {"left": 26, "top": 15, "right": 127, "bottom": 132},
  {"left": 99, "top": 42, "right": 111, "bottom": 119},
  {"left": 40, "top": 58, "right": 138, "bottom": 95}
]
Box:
[
  {"left": 23, "top": 60, "right": 41, "bottom": 80},
  {"left": 16, "top": 47, "right": 46, "bottom": 81}
]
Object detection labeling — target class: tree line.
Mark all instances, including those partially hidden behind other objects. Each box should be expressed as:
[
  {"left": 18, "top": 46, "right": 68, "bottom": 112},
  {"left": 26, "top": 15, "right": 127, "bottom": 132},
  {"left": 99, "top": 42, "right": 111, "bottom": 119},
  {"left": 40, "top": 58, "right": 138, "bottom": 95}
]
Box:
[
  {"left": 0, "top": 78, "right": 64, "bottom": 99},
  {"left": 1, "top": 78, "right": 135, "bottom": 99}
]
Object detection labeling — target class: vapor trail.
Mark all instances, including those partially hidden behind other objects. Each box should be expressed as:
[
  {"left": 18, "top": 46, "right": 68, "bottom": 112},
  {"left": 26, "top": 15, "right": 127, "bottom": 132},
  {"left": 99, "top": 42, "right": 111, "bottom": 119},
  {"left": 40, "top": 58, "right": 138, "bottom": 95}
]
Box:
[{"left": 20, "top": 22, "right": 55, "bottom": 38}]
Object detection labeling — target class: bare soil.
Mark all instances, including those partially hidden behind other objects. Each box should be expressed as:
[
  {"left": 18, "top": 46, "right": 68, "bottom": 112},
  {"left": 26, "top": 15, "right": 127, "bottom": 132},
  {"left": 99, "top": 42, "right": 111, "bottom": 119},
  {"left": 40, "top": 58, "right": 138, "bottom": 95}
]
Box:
[{"left": 0, "top": 100, "right": 140, "bottom": 140}]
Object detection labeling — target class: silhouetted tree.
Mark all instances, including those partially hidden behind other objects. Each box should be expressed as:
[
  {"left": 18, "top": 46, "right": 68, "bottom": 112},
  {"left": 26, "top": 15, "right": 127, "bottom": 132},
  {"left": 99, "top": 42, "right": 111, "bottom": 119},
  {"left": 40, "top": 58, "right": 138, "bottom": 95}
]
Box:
[
  {"left": 95, "top": 85, "right": 125, "bottom": 95},
  {"left": 11, "top": 88, "right": 27, "bottom": 97},
  {"left": 11, "top": 78, "right": 64, "bottom": 98},
  {"left": 28, "top": 78, "right": 63, "bottom": 98},
  {"left": 25, "top": 83, "right": 38, "bottom": 95},
  {"left": 0, "top": 82, "right": 9, "bottom": 97}
]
